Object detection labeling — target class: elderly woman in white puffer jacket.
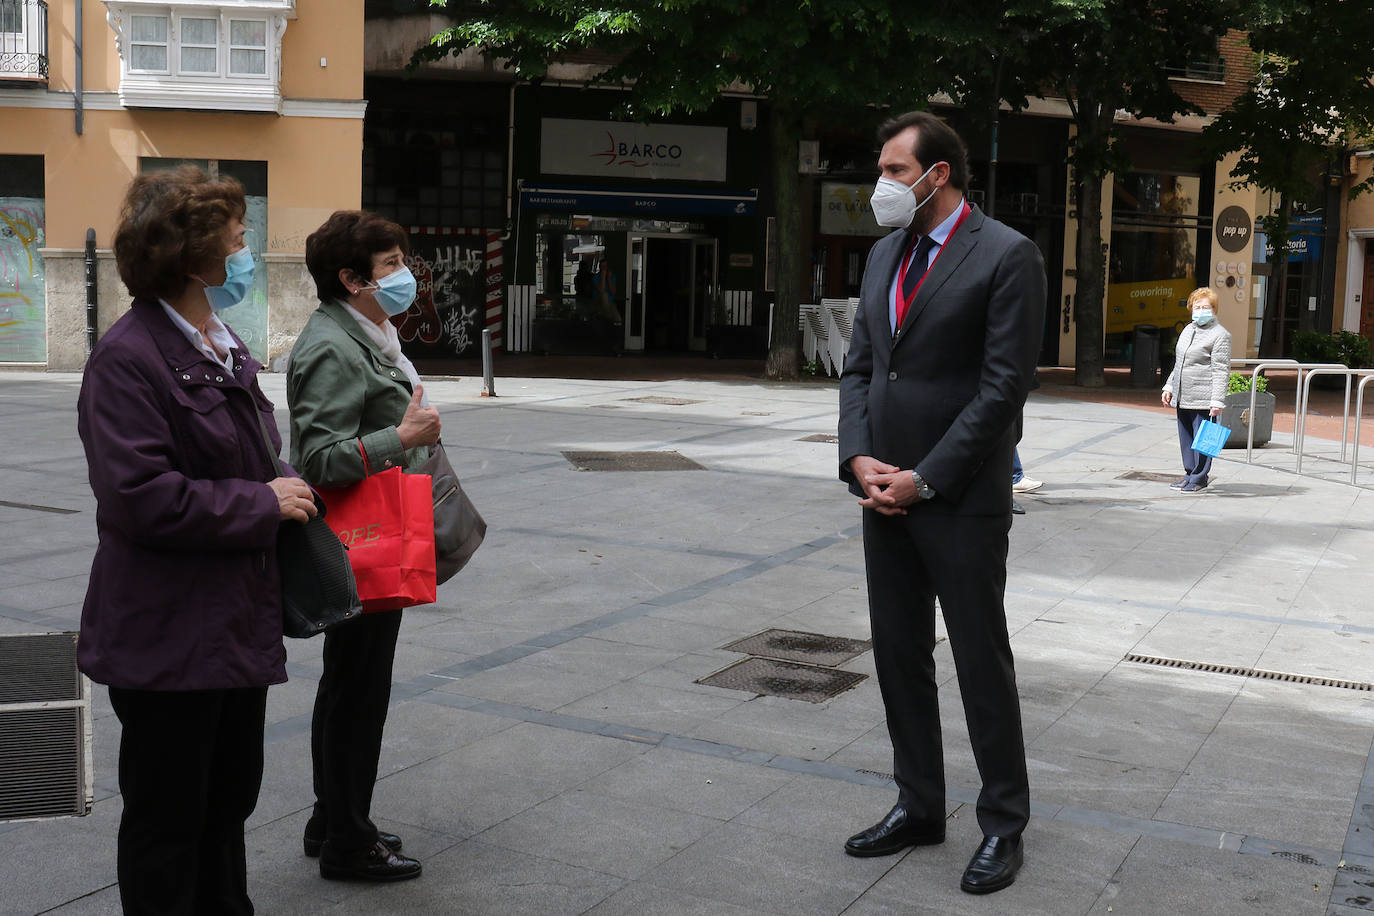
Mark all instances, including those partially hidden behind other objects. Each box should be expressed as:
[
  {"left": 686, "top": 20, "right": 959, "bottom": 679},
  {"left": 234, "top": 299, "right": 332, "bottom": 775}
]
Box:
[{"left": 1161, "top": 286, "right": 1231, "bottom": 492}]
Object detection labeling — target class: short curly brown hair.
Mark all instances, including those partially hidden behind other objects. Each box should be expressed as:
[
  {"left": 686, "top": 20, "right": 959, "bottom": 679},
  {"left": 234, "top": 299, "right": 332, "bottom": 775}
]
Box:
[
  {"left": 305, "top": 211, "right": 410, "bottom": 302},
  {"left": 113, "top": 166, "right": 247, "bottom": 301}
]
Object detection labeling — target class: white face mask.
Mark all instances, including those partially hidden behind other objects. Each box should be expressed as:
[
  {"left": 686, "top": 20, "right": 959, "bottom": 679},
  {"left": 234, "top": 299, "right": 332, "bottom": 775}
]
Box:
[{"left": 870, "top": 163, "right": 940, "bottom": 229}]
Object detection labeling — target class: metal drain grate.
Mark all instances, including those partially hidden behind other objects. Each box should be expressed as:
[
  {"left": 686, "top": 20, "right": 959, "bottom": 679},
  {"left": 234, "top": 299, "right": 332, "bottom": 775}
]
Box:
[
  {"left": 0, "top": 634, "right": 81, "bottom": 703},
  {"left": 0, "top": 633, "right": 92, "bottom": 822},
  {"left": 1125, "top": 654, "right": 1373, "bottom": 691},
  {"left": 722, "top": 628, "right": 871, "bottom": 667},
  {"left": 621, "top": 396, "right": 704, "bottom": 406},
  {"left": 0, "top": 708, "right": 85, "bottom": 821},
  {"left": 1271, "top": 851, "right": 1322, "bottom": 866},
  {"left": 697, "top": 657, "right": 866, "bottom": 703},
  {"left": 1116, "top": 471, "right": 1183, "bottom": 483},
  {"left": 562, "top": 450, "right": 706, "bottom": 472},
  {"left": 797, "top": 434, "right": 839, "bottom": 444}
]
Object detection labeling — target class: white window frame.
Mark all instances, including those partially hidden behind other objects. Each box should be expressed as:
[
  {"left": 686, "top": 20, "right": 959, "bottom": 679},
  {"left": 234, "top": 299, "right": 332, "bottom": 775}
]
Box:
[
  {"left": 1, "top": 0, "right": 29, "bottom": 43},
  {"left": 127, "top": 13, "right": 170, "bottom": 75},
  {"left": 105, "top": 1, "right": 295, "bottom": 113},
  {"left": 226, "top": 17, "right": 268, "bottom": 79},
  {"left": 176, "top": 14, "right": 220, "bottom": 77}
]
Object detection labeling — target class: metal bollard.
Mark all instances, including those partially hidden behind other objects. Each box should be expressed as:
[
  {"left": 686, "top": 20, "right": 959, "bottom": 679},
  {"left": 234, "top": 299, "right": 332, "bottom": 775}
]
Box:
[
  {"left": 480, "top": 328, "right": 496, "bottom": 398},
  {"left": 84, "top": 229, "right": 98, "bottom": 355}
]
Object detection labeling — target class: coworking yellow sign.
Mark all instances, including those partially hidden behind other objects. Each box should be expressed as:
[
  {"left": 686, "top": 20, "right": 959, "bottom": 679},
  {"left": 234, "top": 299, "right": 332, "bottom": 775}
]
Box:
[{"left": 1104, "top": 278, "right": 1195, "bottom": 334}]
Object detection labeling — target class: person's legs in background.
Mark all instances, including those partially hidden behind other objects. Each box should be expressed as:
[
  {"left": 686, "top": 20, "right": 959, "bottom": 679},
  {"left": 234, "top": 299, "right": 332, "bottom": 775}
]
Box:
[
  {"left": 1011, "top": 450, "right": 1042, "bottom": 493},
  {"left": 1174, "top": 408, "right": 1213, "bottom": 490}
]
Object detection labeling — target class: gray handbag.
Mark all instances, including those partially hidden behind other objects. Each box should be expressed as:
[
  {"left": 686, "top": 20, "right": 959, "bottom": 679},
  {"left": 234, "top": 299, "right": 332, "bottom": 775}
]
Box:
[{"left": 407, "top": 440, "right": 485, "bottom": 585}]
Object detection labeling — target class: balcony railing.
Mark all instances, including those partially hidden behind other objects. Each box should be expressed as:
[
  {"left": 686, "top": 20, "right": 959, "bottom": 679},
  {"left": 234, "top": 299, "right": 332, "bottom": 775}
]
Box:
[
  {"left": 1165, "top": 55, "right": 1226, "bottom": 83},
  {"left": 0, "top": 0, "right": 48, "bottom": 82}
]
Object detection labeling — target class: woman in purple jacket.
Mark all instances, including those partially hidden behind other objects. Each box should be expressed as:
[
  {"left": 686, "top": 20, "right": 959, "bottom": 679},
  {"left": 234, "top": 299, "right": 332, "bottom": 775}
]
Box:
[{"left": 77, "top": 166, "right": 317, "bottom": 915}]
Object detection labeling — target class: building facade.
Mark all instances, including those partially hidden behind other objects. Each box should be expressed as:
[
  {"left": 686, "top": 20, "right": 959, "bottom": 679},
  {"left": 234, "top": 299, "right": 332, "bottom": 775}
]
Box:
[
  {"left": 4, "top": 10, "right": 1366, "bottom": 371},
  {"left": 0, "top": 0, "right": 366, "bottom": 370}
]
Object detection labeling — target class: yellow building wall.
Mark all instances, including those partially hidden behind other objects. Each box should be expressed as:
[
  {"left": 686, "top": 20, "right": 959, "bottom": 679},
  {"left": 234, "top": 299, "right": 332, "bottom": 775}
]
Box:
[
  {"left": 0, "top": 106, "right": 360, "bottom": 251},
  {"left": 281, "top": 0, "right": 365, "bottom": 100}
]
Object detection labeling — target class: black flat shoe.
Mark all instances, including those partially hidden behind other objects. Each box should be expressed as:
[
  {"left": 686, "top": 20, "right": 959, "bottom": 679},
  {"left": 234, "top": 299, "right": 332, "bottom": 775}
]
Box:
[
  {"left": 319, "top": 840, "right": 422, "bottom": 882},
  {"left": 304, "top": 830, "right": 402, "bottom": 858},
  {"left": 844, "top": 805, "right": 945, "bottom": 857},
  {"left": 960, "top": 835, "right": 1023, "bottom": 894}
]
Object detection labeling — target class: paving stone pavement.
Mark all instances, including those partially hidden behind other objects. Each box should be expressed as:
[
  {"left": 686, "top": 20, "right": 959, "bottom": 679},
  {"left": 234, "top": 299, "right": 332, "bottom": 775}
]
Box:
[{"left": 1, "top": 368, "right": 1372, "bottom": 916}]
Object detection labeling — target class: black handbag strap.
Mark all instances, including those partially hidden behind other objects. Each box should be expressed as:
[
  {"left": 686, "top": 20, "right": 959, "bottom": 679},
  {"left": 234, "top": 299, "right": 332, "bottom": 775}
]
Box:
[{"left": 252, "top": 406, "right": 287, "bottom": 479}]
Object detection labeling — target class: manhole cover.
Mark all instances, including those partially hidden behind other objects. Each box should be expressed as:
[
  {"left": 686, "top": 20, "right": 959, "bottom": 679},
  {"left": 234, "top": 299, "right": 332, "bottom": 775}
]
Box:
[
  {"left": 797, "top": 434, "right": 839, "bottom": 444},
  {"left": 562, "top": 450, "right": 706, "bottom": 472},
  {"left": 1116, "top": 471, "right": 1182, "bottom": 483},
  {"left": 722, "top": 628, "right": 871, "bottom": 666},
  {"left": 697, "top": 657, "right": 867, "bottom": 703},
  {"left": 621, "top": 396, "right": 704, "bottom": 406}
]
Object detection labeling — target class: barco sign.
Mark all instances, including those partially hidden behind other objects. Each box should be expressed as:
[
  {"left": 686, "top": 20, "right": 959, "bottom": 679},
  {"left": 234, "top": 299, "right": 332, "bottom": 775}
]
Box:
[{"left": 541, "top": 118, "right": 728, "bottom": 182}]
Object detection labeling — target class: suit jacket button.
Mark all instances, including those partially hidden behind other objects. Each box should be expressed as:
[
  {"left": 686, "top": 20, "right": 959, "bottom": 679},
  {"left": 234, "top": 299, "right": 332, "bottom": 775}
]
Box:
[{"left": 888, "top": 371, "right": 898, "bottom": 381}]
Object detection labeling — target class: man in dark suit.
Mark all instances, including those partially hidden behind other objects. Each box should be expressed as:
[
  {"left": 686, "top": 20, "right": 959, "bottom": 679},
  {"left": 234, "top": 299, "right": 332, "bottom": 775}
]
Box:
[{"left": 837, "top": 111, "right": 1045, "bottom": 895}]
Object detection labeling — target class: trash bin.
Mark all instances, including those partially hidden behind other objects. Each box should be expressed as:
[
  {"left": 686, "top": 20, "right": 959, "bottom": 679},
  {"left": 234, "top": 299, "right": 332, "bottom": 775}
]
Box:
[{"left": 1131, "top": 324, "right": 1160, "bottom": 387}]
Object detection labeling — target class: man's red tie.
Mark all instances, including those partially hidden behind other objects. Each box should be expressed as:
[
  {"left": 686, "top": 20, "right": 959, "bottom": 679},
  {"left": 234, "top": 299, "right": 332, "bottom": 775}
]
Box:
[{"left": 897, "top": 233, "right": 937, "bottom": 329}]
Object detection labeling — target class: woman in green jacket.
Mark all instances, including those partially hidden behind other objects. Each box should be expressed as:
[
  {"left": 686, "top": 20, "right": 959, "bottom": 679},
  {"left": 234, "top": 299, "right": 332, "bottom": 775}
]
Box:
[{"left": 287, "top": 211, "right": 439, "bottom": 882}]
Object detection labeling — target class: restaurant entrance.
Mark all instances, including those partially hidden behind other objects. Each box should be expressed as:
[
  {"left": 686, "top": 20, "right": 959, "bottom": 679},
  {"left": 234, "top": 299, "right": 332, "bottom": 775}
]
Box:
[{"left": 625, "top": 235, "right": 718, "bottom": 352}]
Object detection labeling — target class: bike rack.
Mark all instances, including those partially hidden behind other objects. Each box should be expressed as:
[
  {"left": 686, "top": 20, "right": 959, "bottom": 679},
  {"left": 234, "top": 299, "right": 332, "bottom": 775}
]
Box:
[
  {"left": 1350, "top": 374, "right": 1374, "bottom": 486},
  {"left": 1233, "top": 359, "right": 1297, "bottom": 463},
  {"left": 1295, "top": 367, "right": 1374, "bottom": 475}
]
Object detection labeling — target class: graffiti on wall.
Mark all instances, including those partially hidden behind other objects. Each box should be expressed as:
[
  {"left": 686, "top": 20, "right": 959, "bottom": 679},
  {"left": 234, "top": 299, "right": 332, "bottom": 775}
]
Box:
[
  {"left": 393, "top": 236, "right": 485, "bottom": 359},
  {"left": 0, "top": 198, "right": 46, "bottom": 363}
]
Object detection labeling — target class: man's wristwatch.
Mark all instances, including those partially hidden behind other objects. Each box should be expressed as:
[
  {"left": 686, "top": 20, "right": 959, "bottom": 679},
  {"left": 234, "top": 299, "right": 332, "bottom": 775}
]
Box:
[{"left": 911, "top": 471, "right": 935, "bottom": 500}]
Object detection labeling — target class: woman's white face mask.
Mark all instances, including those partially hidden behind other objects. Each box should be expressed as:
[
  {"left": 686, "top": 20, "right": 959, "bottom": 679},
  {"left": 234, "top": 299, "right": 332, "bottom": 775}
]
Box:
[{"left": 870, "top": 163, "right": 941, "bottom": 229}]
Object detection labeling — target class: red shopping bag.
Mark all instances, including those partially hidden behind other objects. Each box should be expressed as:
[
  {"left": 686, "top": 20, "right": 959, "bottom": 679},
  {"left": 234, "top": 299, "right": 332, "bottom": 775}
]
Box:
[{"left": 320, "top": 467, "right": 436, "bottom": 613}]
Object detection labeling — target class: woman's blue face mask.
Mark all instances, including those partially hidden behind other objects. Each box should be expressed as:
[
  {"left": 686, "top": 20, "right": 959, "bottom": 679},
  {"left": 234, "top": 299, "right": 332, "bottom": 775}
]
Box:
[
  {"left": 1192, "top": 309, "right": 1214, "bottom": 326},
  {"left": 363, "top": 266, "right": 418, "bottom": 317},
  {"left": 197, "top": 242, "right": 255, "bottom": 312}
]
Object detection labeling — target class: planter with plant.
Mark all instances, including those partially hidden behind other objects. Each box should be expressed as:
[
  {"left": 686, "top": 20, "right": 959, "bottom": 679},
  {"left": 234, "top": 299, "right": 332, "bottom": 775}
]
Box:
[{"left": 1218, "top": 371, "right": 1276, "bottom": 447}]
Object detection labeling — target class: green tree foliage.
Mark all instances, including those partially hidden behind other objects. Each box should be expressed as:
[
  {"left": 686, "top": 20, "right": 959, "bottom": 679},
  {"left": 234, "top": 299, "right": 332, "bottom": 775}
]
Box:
[
  {"left": 417, "top": 0, "right": 966, "bottom": 379},
  {"left": 1204, "top": 0, "right": 1374, "bottom": 354},
  {"left": 952, "top": 0, "right": 1226, "bottom": 387}
]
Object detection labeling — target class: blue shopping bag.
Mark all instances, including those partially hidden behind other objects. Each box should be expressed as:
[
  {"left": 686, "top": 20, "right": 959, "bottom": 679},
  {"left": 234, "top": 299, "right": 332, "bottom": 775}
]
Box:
[{"left": 1191, "top": 419, "right": 1231, "bottom": 457}]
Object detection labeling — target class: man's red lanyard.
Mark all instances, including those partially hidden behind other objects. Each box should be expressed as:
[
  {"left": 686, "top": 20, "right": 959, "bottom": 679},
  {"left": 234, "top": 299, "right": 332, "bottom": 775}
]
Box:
[{"left": 896, "top": 201, "right": 972, "bottom": 328}]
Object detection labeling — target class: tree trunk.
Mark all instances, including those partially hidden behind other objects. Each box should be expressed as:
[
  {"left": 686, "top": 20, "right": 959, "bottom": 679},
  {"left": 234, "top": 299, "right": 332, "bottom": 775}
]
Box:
[
  {"left": 1073, "top": 162, "right": 1107, "bottom": 388},
  {"left": 765, "top": 102, "right": 801, "bottom": 381}
]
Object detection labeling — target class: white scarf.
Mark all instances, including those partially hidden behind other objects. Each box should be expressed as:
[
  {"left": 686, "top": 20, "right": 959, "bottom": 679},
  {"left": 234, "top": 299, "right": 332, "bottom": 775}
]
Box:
[{"left": 339, "top": 300, "right": 427, "bottom": 405}]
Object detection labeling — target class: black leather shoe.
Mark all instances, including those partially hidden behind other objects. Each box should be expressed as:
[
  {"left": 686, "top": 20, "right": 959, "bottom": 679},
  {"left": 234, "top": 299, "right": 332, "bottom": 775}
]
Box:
[
  {"left": 304, "top": 830, "right": 402, "bottom": 858},
  {"left": 960, "top": 835, "right": 1023, "bottom": 894},
  {"left": 844, "top": 805, "right": 945, "bottom": 857},
  {"left": 319, "top": 840, "right": 422, "bottom": 882}
]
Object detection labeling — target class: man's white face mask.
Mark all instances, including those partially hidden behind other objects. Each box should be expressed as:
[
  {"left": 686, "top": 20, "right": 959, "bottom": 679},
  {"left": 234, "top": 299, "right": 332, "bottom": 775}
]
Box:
[{"left": 870, "top": 162, "right": 941, "bottom": 229}]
